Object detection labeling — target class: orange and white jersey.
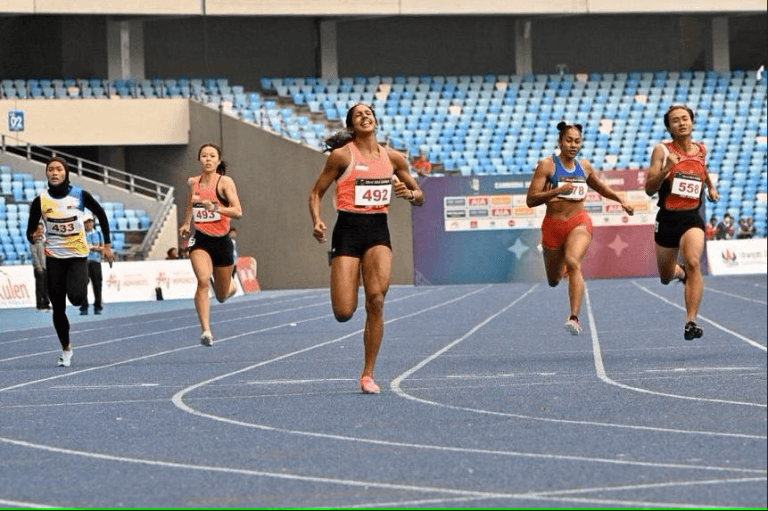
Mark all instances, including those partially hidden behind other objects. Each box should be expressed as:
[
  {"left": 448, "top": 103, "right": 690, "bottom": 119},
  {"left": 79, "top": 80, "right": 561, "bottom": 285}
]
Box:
[
  {"left": 334, "top": 142, "right": 394, "bottom": 214},
  {"left": 659, "top": 141, "right": 708, "bottom": 211},
  {"left": 39, "top": 185, "right": 89, "bottom": 258},
  {"left": 191, "top": 175, "right": 231, "bottom": 237}
]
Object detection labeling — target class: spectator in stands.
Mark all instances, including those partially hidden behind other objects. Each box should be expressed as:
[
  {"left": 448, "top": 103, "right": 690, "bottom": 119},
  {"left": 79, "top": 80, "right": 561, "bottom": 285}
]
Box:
[
  {"left": 715, "top": 213, "right": 734, "bottom": 240},
  {"left": 746, "top": 217, "right": 757, "bottom": 238},
  {"left": 309, "top": 103, "right": 424, "bottom": 394},
  {"left": 411, "top": 152, "right": 432, "bottom": 177},
  {"left": 179, "top": 143, "right": 242, "bottom": 347},
  {"left": 705, "top": 214, "right": 717, "bottom": 240},
  {"left": 30, "top": 222, "right": 50, "bottom": 311},
  {"left": 166, "top": 247, "right": 179, "bottom": 259},
  {"left": 645, "top": 105, "right": 719, "bottom": 341},
  {"left": 26, "top": 156, "right": 114, "bottom": 367},
  {"left": 526, "top": 121, "right": 634, "bottom": 336},
  {"left": 80, "top": 213, "right": 104, "bottom": 315},
  {"left": 736, "top": 216, "right": 755, "bottom": 239}
]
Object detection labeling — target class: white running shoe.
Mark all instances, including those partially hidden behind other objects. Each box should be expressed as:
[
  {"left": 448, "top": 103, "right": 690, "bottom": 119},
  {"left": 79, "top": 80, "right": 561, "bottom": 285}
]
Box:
[
  {"left": 57, "top": 349, "right": 73, "bottom": 367},
  {"left": 200, "top": 330, "right": 214, "bottom": 347},
  {"left": 564, "top": 318, "right": 582, "bottom": 336}
]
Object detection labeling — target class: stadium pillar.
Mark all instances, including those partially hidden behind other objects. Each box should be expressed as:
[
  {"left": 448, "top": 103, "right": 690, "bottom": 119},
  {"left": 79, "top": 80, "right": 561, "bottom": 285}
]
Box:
[
  {"left": 318, "top": 19, "right": 338, "bottom": 79},
  {"left": 711, "top": 16, "right": 730, "bottom": 72},
  {"left": 515, "top": 19, "right": 532, "bottom": 75},
  {"left": 106, "top": 19, "right": 145, "bottom": 81}
]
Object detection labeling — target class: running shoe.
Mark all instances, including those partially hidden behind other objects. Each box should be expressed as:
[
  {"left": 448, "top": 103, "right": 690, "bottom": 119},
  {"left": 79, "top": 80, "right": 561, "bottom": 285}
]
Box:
[
  {"left": 80, "top": 309, "right": 88, "bottom": 315},
  {"left": 684, "top": 321, "right": 703, "bottom": 340},
  {"left": 200, "top": 330, "right": 214, "bottom": 347},
  {"left": 359, "top": 375, "right": 380, "bottom": 394},
  {"left": 564, "top": 317, "right": 582, "bottom": 336},
  {"left": 57, "top": 349, "right": 73, "bottom": 367}
]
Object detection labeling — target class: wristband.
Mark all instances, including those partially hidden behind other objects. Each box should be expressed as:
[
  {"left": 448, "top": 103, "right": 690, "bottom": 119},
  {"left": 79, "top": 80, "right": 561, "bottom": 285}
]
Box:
[{"left": 408, "top": 190, "right": 417, "bottom": 203}]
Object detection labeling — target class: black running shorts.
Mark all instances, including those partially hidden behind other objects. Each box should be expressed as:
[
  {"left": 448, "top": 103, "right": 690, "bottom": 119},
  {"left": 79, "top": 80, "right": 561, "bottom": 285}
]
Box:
[
  {"left": 654, "top": 208, "right": 705, "bottom": 248},
  {"left": 189, "top": 230, "right": 235, "bottom": 267},
  {"left": 331, "top": 211, "right": 392, "bottom": 260}
]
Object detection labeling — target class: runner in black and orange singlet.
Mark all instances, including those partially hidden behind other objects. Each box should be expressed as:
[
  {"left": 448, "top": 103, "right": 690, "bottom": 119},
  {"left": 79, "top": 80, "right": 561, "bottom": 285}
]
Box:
[
  {"left": 180, "top": 143, "right": 243, "bottom": 347},
  {"left": 645, "top": 105, "right": 719, "bottom": 340},
  {"left": 309, "top": 103, "right": 424, "bottom": 394},
  {"left": 527, "top": 121, "right": 634, "bottom": 335}
]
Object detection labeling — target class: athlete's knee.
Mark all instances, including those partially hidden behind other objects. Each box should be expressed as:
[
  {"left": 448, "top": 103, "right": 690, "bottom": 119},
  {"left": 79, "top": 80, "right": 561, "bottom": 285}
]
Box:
[
  {"left": 365, "top": 293, "right": 385, "bottom": 315},
  {"left": 563, "top": 255, "right": 581, "bottom": 274},
  {"left": 683, "top": 258, "right": 701, "bottom": 275},
  {"left": 547, "top": 277, "right": 560, "bottom": 288},
  {"left": 334, "top": 310, "right": 355, "bottom": 322},
  {"left": 659, "top": 275, "right": 674, "bottom": 285}
]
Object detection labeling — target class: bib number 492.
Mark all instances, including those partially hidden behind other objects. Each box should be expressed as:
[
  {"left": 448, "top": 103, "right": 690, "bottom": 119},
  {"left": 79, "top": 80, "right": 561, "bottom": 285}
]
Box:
[{"left": 354, "top": 178, "right": 392, "bottom": 207}]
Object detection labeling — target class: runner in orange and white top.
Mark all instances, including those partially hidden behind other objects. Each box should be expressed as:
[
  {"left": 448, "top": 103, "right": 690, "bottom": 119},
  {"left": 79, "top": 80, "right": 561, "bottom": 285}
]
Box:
[
  {"left": 309, "top": 103, "right": 424, "bottom": 394},
  {"left": 527, "top": 121, "right": 634, "bottom": 336},
  {"left": 180, "top": 143, "right": 243, "bottom": 347},
  {"left": 645, "top": 104, "right": 719, "bottom": 341}
]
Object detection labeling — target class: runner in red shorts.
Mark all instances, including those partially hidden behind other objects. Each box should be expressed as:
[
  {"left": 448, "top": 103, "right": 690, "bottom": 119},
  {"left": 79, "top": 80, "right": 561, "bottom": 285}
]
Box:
[{"left": 527, "top": 121, "right": 634, "bottom": 335}]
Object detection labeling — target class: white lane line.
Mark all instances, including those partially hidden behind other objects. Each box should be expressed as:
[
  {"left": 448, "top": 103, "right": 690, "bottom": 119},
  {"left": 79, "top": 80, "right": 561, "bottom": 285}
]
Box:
[
  {"left": 0, "top": 287, "right": 439, "bottom": 395},
  {"left": 387, "top": 285, "right": 765, "bottom": 440},
  {"left": 705, "top": 286, "right": 767, "bottom": 305},
  {"left": 0, "top": 498, "right": 63, "bottom": 509},
  {"left": 247, "top": 378, "right": 354, "bottom": 385},
  {"left": 0, "top": 291, "right": 330, "bottom": 349},
  {"left": 644, "top": 366, "right": 762, "bottom": 374},
  {"left": 2, "top": 435, "right": 758, "bottom": 510},
  {"left": 49, "top": 383, "right": 160, "bottom": 389},
  {"left": 587, "top": 284, "right": 766, "bottom": 408},
  {"left": 631, "top": 280, "right": 767, "bottom": 352},
  {"left": 0, "top": 295, "right": 334, "bottom": 365}
]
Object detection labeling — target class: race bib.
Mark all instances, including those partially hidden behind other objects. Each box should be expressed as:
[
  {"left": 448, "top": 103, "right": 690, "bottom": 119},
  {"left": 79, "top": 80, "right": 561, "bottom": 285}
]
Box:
[
  {"left": 557, "top": 178, "right": 587, "bottom": 201},
  {"left": 671, "top": 172, "right": 702, "bottom": 199},
  {"left": 193, "top": 203, "right": 221, "bottom": 223},
  {"left": 354, "top": 178, "right": 391, "bottom": 207},
  {"left": 46, "top": 216, "right": 79, "bottom": 236}
]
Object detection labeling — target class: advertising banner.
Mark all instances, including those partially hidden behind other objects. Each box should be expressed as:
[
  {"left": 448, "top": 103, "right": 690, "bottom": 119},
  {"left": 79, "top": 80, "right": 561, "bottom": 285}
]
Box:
[
  {"left": 707, "top": 238, "right": 768, "bottom": 275},
  {"left": 0, "top": 259, "right": 246, "bottom": 309},
  {"left": 412, "top": 170, "right": 670, "bottom": 285}
]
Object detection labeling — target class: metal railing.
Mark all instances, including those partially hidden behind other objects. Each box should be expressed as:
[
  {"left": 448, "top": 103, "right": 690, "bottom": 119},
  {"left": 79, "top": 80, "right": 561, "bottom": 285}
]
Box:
[{"left": 1, "top": 134, "right": 175, "bottom": 259}]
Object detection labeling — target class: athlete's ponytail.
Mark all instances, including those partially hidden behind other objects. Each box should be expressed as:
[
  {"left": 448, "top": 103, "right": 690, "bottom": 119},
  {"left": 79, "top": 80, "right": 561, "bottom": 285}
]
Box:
[{"left": 323, "top": 130, "right": 354, "bottom": 152}]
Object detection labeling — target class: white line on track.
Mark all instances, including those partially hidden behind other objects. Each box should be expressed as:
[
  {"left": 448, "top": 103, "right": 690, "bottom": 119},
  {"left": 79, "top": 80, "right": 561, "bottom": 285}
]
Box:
[
  {"left": 587, "top": 284, "right": 766, "bottom": 408},
  {"left": 631, "top": 280, "right": 767, "bottom": 352},
  {"left": 0, "top": 293, "right": 332, "bottom": 366},
  {"left": 49, "top": 383, "right": 159, "bottom": 389},
  {"left": 0, "top": 498, "right": 63, "bottom": 509},
  {"left": 167, "top": 284, "right": 767, "bottom": 469},
  {"left": 704, "top": 286, "right": 767, "bottom": 304},
  {"left": 1, "top": 435, "right": 757, "bottom": 509},
  {"left": 388, "top": 285, "right": 765, "bottom": 439},
  {"left": 0, "top": 291, "right": 328, "bottom": 346},
  {"left": 2, "top": 284, "right": 765, "bottom": 509}
]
